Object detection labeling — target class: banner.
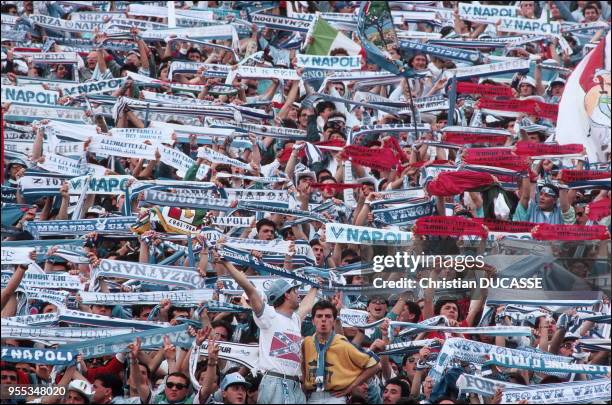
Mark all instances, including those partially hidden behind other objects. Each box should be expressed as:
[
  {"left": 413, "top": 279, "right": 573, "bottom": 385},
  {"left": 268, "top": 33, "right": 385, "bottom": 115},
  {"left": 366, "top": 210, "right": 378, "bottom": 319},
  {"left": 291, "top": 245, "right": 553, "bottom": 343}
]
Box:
[
  {"left": 1, "top": 85, "right": 59, "bottom": 106},
  {"left": 1, "top": 247, "right": 35, "bottom": 265},
  {"left": 95, "top": 259, "right": 207, "bottom": 289},
  {"left": 326, "top": 223, "right": 413, "bottom": 245},
  {"left": 296, "top": 54, "right": 361, "bottom": 70}
]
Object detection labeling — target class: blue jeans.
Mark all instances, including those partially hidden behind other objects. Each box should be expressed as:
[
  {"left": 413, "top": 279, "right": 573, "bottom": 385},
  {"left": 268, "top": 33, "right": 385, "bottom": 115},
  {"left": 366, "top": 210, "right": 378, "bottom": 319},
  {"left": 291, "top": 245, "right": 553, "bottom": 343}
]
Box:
[{"left": 257, "top": 374, "right": 306, "bottom": 404}]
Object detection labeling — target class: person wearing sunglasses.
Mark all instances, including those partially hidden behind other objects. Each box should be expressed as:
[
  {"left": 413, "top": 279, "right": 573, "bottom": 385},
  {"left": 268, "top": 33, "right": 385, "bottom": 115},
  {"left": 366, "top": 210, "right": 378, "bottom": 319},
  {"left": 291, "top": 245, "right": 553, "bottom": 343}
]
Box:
[{"left": 153, "top": 372, "right": 192, "bottom": 404}]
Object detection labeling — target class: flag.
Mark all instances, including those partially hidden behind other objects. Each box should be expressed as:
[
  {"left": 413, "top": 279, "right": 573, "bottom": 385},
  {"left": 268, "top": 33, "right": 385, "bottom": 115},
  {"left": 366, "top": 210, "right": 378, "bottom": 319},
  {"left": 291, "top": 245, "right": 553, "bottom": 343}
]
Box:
[
  {"left": 304, "top": 15, "right": 361, "bottom": 56},
  {"left": 555, "top": 31, "right": 611, "bottom": 162}
]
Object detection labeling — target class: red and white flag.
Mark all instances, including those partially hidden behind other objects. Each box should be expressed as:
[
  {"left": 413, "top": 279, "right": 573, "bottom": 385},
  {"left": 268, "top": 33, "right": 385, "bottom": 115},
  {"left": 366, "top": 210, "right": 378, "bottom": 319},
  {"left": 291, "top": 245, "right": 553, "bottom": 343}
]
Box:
[{"left": 555, "top": 31, "right": 610, "bottom": 162}]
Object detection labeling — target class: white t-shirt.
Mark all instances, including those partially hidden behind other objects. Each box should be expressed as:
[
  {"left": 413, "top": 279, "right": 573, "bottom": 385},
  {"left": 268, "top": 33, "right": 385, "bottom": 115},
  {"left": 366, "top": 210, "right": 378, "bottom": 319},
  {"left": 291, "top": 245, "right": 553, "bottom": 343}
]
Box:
[{"left": 253, "top": 303, "right": 303, "bottom": 377}]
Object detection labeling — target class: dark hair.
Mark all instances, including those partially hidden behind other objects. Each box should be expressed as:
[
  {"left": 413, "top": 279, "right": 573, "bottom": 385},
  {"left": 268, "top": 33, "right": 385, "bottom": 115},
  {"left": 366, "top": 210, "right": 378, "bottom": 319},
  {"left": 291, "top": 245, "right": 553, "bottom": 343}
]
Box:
[
  {"left": 317, "top": 169, "right": 334, "bottom": 181},
  {"left": 404, "top": 301, "right": 422, "bottom": 323},
  {"left": 311, "top": 300, "right": 338, "bottom": 319},
  {"left": 167, "top": 372, "right": 190, "bottom": 386},
  {"left": 316, "top": 101, "right": 335, "bottom": 115},
  {"left": 309, "top": 239, "right": 323, "bottom": 248},
  {"left": 95, "top": 374, "right": 124, "bottom": 398},
  {"left": 211, "top": 320, "right": 233, "bottom": 339},
  {"left": 385, "top": 377, "right": 411, "bottom": 397},
  {"left": 330, "top": 48, "right": 349, "bottom": 56},
  {"left": 583, "top": 3, "right": 601, "bottom": 15},
  {"left": 256, "top": 218, "right": 277, "bottom": 233},
  {"left": 120, "top": 63, "right": 138, "bottom": 74},
  {"left": 168, "top": 306, "right": 190, "bottom": 320},
  {"left": 434, "top": 298, "right": 461, "bottom": 318},
  {"left": 187, "top": 47, "right": 202, "bottom": 56}
]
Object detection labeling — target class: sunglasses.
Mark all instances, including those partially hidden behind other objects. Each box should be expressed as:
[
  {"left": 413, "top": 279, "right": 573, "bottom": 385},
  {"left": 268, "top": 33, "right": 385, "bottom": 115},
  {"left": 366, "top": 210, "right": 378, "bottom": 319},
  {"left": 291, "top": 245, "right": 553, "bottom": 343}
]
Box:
[{"left": 166, "top": 382, "right": 188, "bottom": 390}]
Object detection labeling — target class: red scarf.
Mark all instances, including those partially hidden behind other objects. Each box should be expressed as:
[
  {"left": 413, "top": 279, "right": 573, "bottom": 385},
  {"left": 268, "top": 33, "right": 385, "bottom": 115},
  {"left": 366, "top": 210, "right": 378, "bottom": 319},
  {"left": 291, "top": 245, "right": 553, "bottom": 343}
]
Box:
[
  {"left": 383, "top": 136, "right": 410, "bottom": 162},
  {"left": 342, "top": 145, "right": 399, "bottom": 171},
  {"left": 472, "top": 218, "right": 538, "bottom": 233},
  {"left": 559, "top": 170, "right": 611, "bottom": 183},
  {"left": 479, "top": 98, "right": 559, "bottom": 121},
  {"left": 414, "top": 216, "right": 488, "bottom": 238},
  {"left": 587, "top": 198, "right": 611, "bottom": 221},
  {"left": 456, "top": 82, "right": 514, "bottom": 97},
  {"left": 462, "top": 148, "right": 530, "bottom": 171},
  {"left": 426, "top": 171, "right": 495, "bottom": 196},
  {"left": 442, "top": 131, "right": 509, "bottom": 146},
  {"left": 311, "top": 183, "right": 361, "bottom": 190},
  {"left": 514, "top": 141, "right": 584, "bottom": 156},
  {"left": 532, "top": 224, "right": 610, "bottom": 241}
]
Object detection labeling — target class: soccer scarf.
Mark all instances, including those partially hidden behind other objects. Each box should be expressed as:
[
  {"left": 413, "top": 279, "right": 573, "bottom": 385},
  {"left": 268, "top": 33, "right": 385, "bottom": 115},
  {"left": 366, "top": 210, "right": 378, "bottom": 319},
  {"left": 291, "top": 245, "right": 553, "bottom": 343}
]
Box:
[
  {"left": 372, "top": 200, "right": 436, "bottom": 226},
  {"left": 197, "top": 147, "right": 252, "bottom": 171},
  {"left": 456, "top": 82, "right": 514, "bottom": 97},
  {"left": 485, "top": 353, "right": 611, "bottom": 375},
  {"left": 399, "top": 40, "right": 482, "bottom": 63},
  {"left": 58, "top": 309, "right": 168, "bottom": 330},
  {"left": 109, "top": 127, "right": 175, "bottom": 145},
  {"left": 237, "top": 202, "right": 328, "bottom": 223},
  {"left": 389, "top": 320, "right": 532, "bottom": 337},
  {"left": 94, "top": 259, "right": 207, "bottom": 289},
  {"left": 426, "top": 170, "right": 495, "bottom": 196},
  {"left": 142, "top": 189, "right": 234, "bottom": 212},
  {"left": 429, "top": 337, "right": 572, "bottom": 385},
  {"left": 28, "top": 14, "right": 104, "bottom": 32},
  {"left": 342, "top": 145, "right": 400, "bottom": 171},
  {"left": 78, "top": 290, "right": 214, "bottom": 306},
  {"left": 514, "top": 142, "right": 584, "bottom": 156},
  {"left": 502, "top": 379, "right": 611, "bottom": 404},
  {"left": 326, "top": 222, "right": 413, "bottom": 245},
  {"left": 479, "top": 98, "right": 559, "bottom": 121},
  {"left": 4, "top": 103, "right": 89, "bottom": 123},
  {"left": 1, "top": 326, "right": 135, "bottom": 343},
  {"left": 38, "top": 153, "right": 88, "bottom": 177},
  {"left": 5, "top": 312, "right": 61, "bottom": 327},
  {"left": 442, "top": 126, "right": 512, "bottom": 146},
  {"left": 531, "top": 224, "right": 609, "bottom": 241},
  {"left": 1, "top": 247, "right": 35, "bottom": 265},
  {"left": 414, "top": 216, "right": 488, "bottom": 238},
  {"left": 59, "top": 77, "right": 127, "bottom": 97},
  {"left": 58, "top": 324, "right": 192, "bottom": 359},
  {"left": 89, "top": 137, "right": 157, "bottom": 160},
  {"left": 252, "top": 13, "right": 312, "bottom": 32},
  {"left": 1, "top": 271, "right": 81, "bottom": 290},
  {"left": 23, "top": 217, "right": 136, "bottom": 238},
  {"left": 1, "top": 347, "right": 76, "bottom": 365},
  {"left": 315, "top": 332, "right": 336, "bottom": 391},
  {"left": 380, "top": 339, "right": 442, "bottom": 356},
  {"left": 215, "top": 172, "right": 288, "bottom": 184},
  {"left": 207, "top": 119, "right": 308, "bottom": 141},
  {"left": 167, "top": 62, "right": 229, "bottom": 80},
  {"left": 1, "top": 85, "right": 59, "bottom": 106}
]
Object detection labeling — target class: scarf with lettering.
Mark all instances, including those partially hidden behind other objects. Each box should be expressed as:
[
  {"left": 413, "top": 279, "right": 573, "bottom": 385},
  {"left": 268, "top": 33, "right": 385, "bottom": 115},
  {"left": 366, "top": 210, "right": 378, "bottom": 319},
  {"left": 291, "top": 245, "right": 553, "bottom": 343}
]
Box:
[
  {"left": 479, "top": 98, "right": 559, "bottom": 121},
  {"left": 532, "top": 224, "right": 610, "bottom": 241},
  {"left": 426, "top": 170, "right": 495, "bottom": 196},
  {"left": 456, "top": 82, "right": 514, "bottom": 97},
  {"left": 414, "top": 216, "right": 488, "bottom": 238},
  {"left": 462, "top": 148, "right": 530, "bottom": 172},
  {"left": 442, "top": 127, "right": 511, "bottom": 146},
  {"left": 472, "top": 218, "right": 538, "bottom": 233},
  {"left": 514, "top": 141, "right": 584, "bottom": 157},
  {"left": 559, "top": 170, "right": 611, "bottom": 183}
]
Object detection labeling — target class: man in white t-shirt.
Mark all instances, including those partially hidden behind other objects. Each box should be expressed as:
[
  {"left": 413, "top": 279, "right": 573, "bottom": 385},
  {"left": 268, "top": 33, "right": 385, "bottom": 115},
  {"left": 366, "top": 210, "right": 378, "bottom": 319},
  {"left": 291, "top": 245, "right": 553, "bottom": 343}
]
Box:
[{"left": 218, "top": 256, "right": 319, "bottom": 404}]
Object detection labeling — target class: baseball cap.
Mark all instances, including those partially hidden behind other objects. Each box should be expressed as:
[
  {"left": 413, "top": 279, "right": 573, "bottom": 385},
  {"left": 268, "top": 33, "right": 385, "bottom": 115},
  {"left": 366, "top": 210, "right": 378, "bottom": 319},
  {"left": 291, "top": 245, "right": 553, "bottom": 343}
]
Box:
[
  {"left": 519, "top": 76, "right": 536, "bottom": 87},
  {"left": 68, "top": 379, "right": 93, "bottom": 399},
  {"left": 266, "top": 279, "right": 297, "bottom": 305},
  {"left": 356, "top": 176, "right": 379, "bottom": 191},
  {"left": 295, "top": 170, "right": 317, "bottom": 185},
  {"left": 220, "top": 373, "right": 251, "bottom": 391}
]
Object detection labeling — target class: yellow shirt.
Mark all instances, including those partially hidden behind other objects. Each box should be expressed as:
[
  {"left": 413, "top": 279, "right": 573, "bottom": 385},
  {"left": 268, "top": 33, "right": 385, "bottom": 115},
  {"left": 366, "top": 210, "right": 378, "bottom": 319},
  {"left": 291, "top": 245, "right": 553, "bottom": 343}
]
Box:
[{"left": 302, "top": 334, "right": 378, "bottom": 392}]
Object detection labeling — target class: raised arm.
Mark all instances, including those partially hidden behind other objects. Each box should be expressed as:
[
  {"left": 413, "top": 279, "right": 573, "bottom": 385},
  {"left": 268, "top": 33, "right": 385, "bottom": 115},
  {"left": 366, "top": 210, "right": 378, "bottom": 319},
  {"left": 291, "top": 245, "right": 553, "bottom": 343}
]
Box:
[{"left": 218, "top": 253, "right": 264, "bottom": 316}]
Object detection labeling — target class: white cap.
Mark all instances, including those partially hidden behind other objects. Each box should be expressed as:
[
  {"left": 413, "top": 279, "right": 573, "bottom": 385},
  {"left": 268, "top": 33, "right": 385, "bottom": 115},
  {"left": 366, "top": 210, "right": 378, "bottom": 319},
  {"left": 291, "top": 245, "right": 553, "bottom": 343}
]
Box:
[
  {"left": 519, "top": 76, "right": 536, "bottom": 88},
  {"left": 68, "top": 380, "right": 93, "bottom": 399}
]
